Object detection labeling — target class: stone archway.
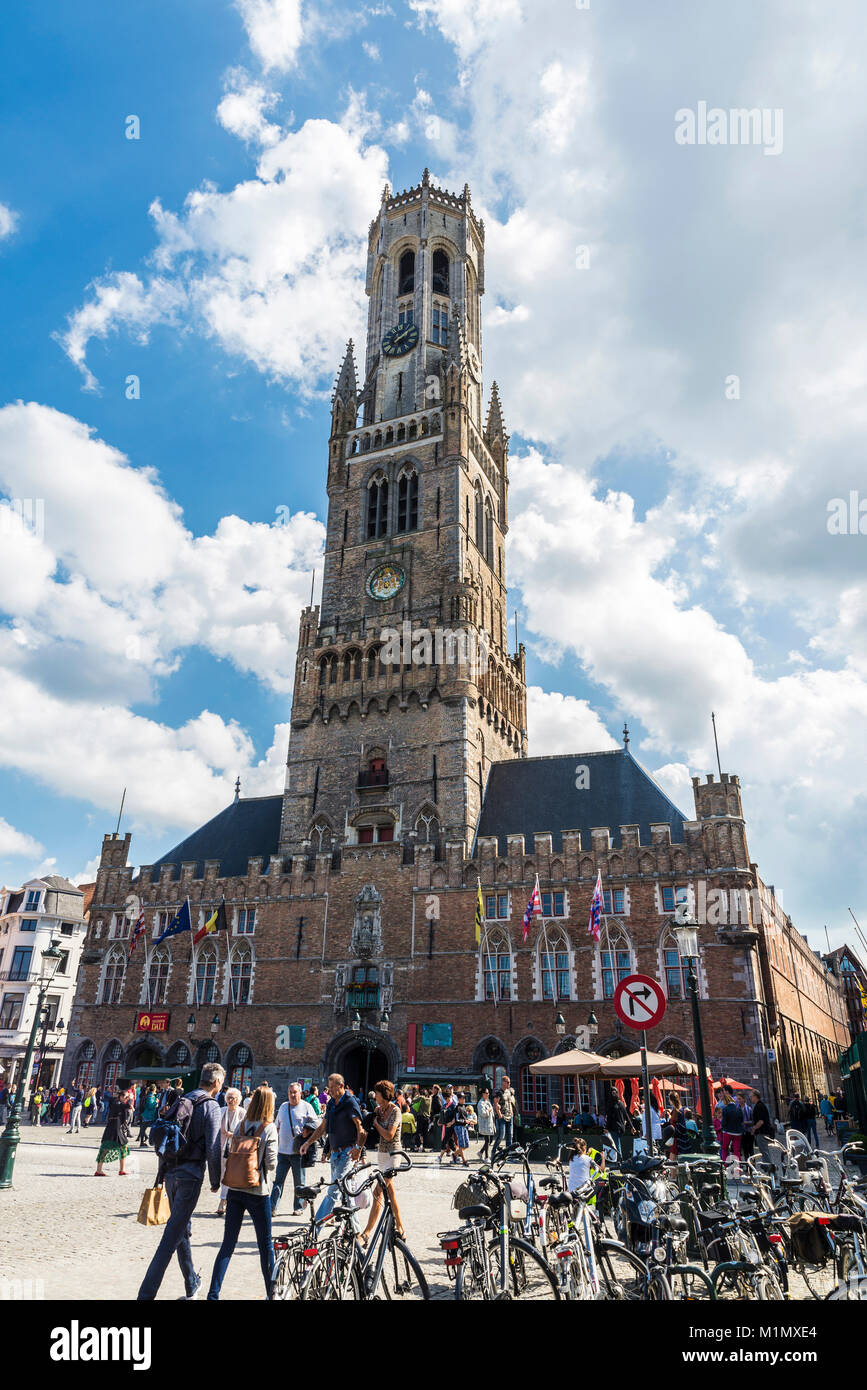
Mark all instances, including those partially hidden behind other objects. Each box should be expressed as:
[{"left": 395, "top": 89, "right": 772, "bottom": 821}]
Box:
[{"left": 323, "top": 1027, "right": 400, "bottom": 1097}]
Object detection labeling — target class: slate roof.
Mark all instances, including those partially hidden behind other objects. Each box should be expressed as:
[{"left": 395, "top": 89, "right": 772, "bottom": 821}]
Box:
[
  {"left": 143, "top": 796, "right": 284, "bottom": 882},
  {"left": 474, "top": 749, "right": 688, "bottom": 856}
]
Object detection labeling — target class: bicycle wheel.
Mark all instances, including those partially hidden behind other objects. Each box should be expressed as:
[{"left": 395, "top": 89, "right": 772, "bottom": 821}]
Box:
[
  {"left": 749, "top": 1269, "right": 784, "bottom": 1300},
  {"left": 647, "top": 1267, "right": 673, "bottom": 1300},
  {"left": 503, "top": 1237, "right": 561, "bottom": 1301},
  {"left": 455, "top": 1250, "right": 490, "bottom": 1301},
  {"left": 299, "top": 1241, "right": 361, "bottom": 1301},
  {"left": 827, "top": 1275, "right": 867, "bottom": 1299},
  {"left": 270, "top": 1246, "right": 302, "bottom": 1301},
  {"left": 594, "top": 1240, "right": 652, "bottom": 1301},
  {"left": 373, "top": 1237, "right": 430, "bottom": 1301}
]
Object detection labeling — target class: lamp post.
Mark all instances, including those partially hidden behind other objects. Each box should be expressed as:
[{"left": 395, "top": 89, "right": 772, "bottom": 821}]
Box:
[
  {"left": 0, "top": 940, "right": 64, "bottom": 1189},
  {"left": 34, "top": 1009, "right": 64, "bottom": 1093},
  {"left": 554, "top": 1012, "right": 566, "bottom": 1038},
  {"left": 673, "top": 915, "right": 718, "bottom": 1155},
  {"left": 186, "top": 1013, "right": 221, "bottom": 1053}
]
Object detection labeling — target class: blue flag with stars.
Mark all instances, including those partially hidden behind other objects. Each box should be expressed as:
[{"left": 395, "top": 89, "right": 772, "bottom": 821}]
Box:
[{"left": 154, "top": 897, "right": 192, "bottom": 947}]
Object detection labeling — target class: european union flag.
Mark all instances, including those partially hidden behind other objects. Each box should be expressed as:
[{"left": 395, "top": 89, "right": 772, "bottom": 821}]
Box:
[{"left": 154, "top": 897, "right": 192, "bottom": 946}]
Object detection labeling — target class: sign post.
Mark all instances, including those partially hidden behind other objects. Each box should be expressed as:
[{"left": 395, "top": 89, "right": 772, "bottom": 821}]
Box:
[{"left": 613, "top": 974, "right": 668, "bottom": 1153}]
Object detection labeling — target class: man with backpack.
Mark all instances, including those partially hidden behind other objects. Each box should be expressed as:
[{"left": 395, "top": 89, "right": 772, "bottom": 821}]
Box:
[{"left": 137, "top": 1061, "right": 224, "bottom": 1301}]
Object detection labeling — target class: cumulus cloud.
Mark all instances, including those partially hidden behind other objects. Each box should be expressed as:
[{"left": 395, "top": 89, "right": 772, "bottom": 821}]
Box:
[
  {"left": 235, "top": 0, "right": 304, "bottom": 73},
  {"left": 0, "top": 202, "right": 19, "bottom": 241},
  {"left": 0, "top": 818, "right": 44, "bottom": 861}
]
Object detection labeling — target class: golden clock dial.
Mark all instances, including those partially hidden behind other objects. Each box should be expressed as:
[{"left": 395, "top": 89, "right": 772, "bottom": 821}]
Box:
[{"left": 367, "top": 562, "right": 406, "bottom": 601}]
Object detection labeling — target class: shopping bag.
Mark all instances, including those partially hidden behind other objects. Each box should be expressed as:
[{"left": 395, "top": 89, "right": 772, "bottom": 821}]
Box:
[{"left": 137, "top": 1184, "right": 171, "bottom": 1226}]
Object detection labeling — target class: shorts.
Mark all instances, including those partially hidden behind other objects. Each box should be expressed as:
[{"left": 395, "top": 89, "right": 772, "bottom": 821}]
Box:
[{"left": 378, "top": 1150, "right": 402, "bottom": 1175}]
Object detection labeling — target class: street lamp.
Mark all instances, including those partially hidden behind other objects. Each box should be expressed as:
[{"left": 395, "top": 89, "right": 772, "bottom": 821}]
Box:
[
  {"left": 672, "top": 914, "right": 718, "bottom": 1155},
  {"left": 379, "top": 1009, "right": 390, "bottom": 1033},
  {"left": 186, "top": 1013, "right": 221, "bottom": 1048},
  {"left": 0, "top": 940, "right": 64, "bottom": 1190},
  {"left": 351, "top": 1010, "right": 361, "bottom": 1032},
  {"left": 587, "top": 1009, "right": 599, "bottom": 1038},
  {"left": 554, "top": 1012, "right": 566, "bottom": 1037}
]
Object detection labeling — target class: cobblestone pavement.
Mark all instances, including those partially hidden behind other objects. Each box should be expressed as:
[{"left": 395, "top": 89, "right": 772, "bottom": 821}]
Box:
[{"left": 0, "top": 1124, "right": 847, "bottom": 1301}]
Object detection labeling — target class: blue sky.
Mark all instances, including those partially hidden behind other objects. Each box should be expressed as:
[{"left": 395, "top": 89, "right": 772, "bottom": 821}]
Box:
[{"left": 1, "top": 0, "right": 867, "bottom": 953}]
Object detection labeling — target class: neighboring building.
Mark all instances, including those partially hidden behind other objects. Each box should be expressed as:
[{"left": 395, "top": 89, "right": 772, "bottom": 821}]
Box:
[
  {"left": 824, "top": 943, "right": 867, "bottom": 1044},
  {"left": 63, "top": 173, "right": 850, "bottom": 1118},
  {"left": 0, "top": 876, "right": 88, "bottom": 1088}
]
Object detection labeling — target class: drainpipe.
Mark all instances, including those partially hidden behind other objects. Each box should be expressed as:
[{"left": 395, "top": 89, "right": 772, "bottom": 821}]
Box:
[{"left": 320, "top": 892, "right": 329, "bottom": 964}]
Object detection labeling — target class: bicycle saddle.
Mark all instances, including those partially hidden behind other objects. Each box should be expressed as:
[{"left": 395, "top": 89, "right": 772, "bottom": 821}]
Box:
[
  {"left": 297, "top": 1186, "right": 320, "bottom": 1201},
  {"left": 697, "top": 1206, "right": 732, "bottom": 1224},
  {"left": 657, "top": 1212, "right": 688, "bottom": 1233},
  {"left": 736, "top": 1186, "right": 760, "bottom": 1200},
  {"left": 458, "top": 1203, "right": 492, "bottom": 1222},
  {"left": 548, "top": 1192, "right": 573, "bottom": 1210},
  {"left": 330, "top": 1204, "right": 357, "bottom": 1219},
  {"left": 539, "top": 1176, "right": 562, "bottom": 1189}
]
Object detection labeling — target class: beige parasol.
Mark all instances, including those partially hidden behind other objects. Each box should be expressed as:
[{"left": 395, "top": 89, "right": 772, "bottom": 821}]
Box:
[
  {"left": 528, "top": 1047, "right": 610, "bottom": 1076},
  {"left": 595, "top": 1050, "right": 698, "bottom": 1078}
]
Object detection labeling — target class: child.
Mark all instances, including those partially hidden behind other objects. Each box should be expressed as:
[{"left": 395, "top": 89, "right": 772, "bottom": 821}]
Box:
[{"left": 568, "top": 1137, "right": 598, "bottom": 1193}]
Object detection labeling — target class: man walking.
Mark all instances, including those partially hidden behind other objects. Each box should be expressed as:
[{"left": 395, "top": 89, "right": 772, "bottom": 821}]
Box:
[
  {"left": 137, "top": 1061, "right": 224, "bottom": 1301},
  {"left": 67, "top": 1086, "right": 84, "bottom": 1134},
  {"left": 300, "top": 1074, "right": 365, "bottom": 1232},
  {"left": 492, "top": 1075, "right": 518, "bottom": 1155},
  {"left": 272, "top": 1081, "right": 319, "bottom": 1215}
]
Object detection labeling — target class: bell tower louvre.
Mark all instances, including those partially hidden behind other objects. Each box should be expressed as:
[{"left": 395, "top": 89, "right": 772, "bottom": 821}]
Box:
[{"left": 279, "top": 171, "right": 528, "bottom": 860}]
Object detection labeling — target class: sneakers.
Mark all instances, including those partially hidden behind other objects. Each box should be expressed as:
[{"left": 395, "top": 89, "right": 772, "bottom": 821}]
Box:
[{"left": 181, "top": 1272, "right": 202, "bottom": 1301}]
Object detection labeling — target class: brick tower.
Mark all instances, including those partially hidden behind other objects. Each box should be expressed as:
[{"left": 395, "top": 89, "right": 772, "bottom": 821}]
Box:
[{"left": 280, "top": 171, "right": 527, "bottom": 858}]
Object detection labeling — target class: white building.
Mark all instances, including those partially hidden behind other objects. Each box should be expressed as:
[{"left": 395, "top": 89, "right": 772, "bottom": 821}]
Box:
[{"left": 0, "top": 876, "right": 88, "bottom": 1089}]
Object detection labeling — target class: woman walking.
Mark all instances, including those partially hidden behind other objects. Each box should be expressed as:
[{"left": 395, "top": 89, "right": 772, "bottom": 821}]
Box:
[
  {"left": 137, "top": 1085, "right": 160, "bottom": 1147},
  {"left": 207, "top": 1085, "right": 278, "bottom": 1300},
  {"left": 81, "top": 1087, "right": 98, "bottom": 1127},
  {"left": 360, "top": 1080, "right": 404, "bottom": 1245},
  {"left": 217, "top": 1087, "right": 247, "bottom": 1216},
  {"left": 476, "top": 1087, "right": 496, "bottom": 1161},
  {"left": 94, "top": 1082, "right": 133, "bottom": 1176},
  {"left": 453, "top": 1093, "right": 471, "bottom": 1167}
]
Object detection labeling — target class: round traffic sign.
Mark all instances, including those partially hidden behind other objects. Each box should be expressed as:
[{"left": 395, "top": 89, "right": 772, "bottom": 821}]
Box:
[{"left": 613, "top": 973, "right": 667, "bottom": 1030}]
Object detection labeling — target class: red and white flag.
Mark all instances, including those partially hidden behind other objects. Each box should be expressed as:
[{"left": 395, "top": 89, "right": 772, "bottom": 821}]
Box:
[
  {"left": 522, "top": 874, "right": 542, "bottom": 944},
  {"left": 588, "top": 870, "right": 603, "bottom": 942}
]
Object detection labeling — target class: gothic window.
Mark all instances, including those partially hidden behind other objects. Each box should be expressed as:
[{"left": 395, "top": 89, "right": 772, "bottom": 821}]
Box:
[
  {"left": 484, "top": 499, "right": 494, "bottom": 564},
  {"left": 230, "top": 941, "right": 253, "bottom": 1005},
  {"left": 194, "top": 942, "right": 219, "bottom": 1005},
  {"left": 146, "top": 947, "right": 170, "bottom": 1006},
  {"left": 397, "top": 469, "right": 419, "bottom": 532},
  {"left": 432, "top": 249, "right": 450, "bottom": 297},
  {"left": 539, "top": 928, "right": 572, "bottom": 1001},
  {"left": 432, "top": 299, "right": 449, "bottom": 345},
  {"left": 415, "top": 812, "right": 440, "bottom": 843},
  {"left": 474, "top": 486, "right": 484, "bottom": 552},
  {"left": 102, "top": 1039, "right": 123, "bottom": 1091},
  {"left": 100, "top": 948, "right": 126, "bottom": 1005},
  {"left": 398, "top": 300, "right": 414, "bottom": 327},
  {"left": 75, "top": 1040, "right": 96, "bottom": 1089},
  {"left": 367, "top": 475, "right": 388, "bottom": 538},
  {"left": 366, "top": 645, "right": 381, "bottom": 679},
  {"left": 661, "top": 925, "right": 699, "bottom": 1001},
  {"left": 398, "top": 249, "right": 415, "bottom": 296},
  {"left": 343, "top": 649, "right": 361, "bottom": 681},
  {"left": 482, "top": 930, "right": 513, "bottom": 1001},
  {"left": 408, "top": 420, "right": 417, "bottom": 440},
  {"left": 228, "top": 1044, "right": 253, "bottom": 1091},
  {"left": 166, "top": 1041, "right": 191, "bottom": 1069},
  {"left": 599, "top": 925, "right": 634, "bottom": 999}
]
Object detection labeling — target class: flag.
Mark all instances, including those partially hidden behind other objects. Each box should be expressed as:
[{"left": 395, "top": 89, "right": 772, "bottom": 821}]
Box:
[
  {"left": 588, "top": 870, "right": 603, "bottom": 942},
  {"left": 193, "top": 897, "right": 228, "bottom": 947},
  {"left": 474, "top": 879, "right": 484, "bottom": 946},
  {"left": 522, "top": 874, "right": 542, "bottom": 944},
  {"left": 154, "top": 897, "right": 192, "bottom": 946},
  {"left": 128, "top": 907, "right": 146, "bottom": 957}
]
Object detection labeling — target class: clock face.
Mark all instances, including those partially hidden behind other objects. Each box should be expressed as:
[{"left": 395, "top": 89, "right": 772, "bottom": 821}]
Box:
[
  {"left": 367, "top": 562, "right": 406, "bottom": 601},
  {"left": 382, "top": 322, "right": 420, "bottom": 358}
]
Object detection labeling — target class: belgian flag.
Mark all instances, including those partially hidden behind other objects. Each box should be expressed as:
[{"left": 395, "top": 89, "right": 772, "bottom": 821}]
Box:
[
  {"left": 193, "top": 897, "right": 228, "bottom": 946},
  {"left": 474, "top": 878, "right": 485, "bottom": 946}
]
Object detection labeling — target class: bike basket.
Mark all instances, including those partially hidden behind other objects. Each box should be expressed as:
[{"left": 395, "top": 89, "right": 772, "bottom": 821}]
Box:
[
  {"left": 452, "top": 1175, "right": 501, "bottom": 1213},
  {"left": 788, "top": 1214, "right": 833, "bottom": 1265}
]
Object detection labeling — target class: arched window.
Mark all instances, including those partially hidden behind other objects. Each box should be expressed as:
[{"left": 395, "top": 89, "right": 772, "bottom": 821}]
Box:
[
  {"left": 100, "top": 948, "right": 126, "bottom": 1005},
  {"left": 228, "top": 1044, "right": 253, "bottom": 1092},
  {"left": 415, "top": 812, "right": 440, "bottom": 843},
  {"left": 230, "top": 941, "right": 253, "bottom": 1005},
  {"left": 310, "top": 821, "right": 332, "bottom": 851},
  {"left": 318, "top": 656, "right": 329, "bottom": 687},
  {"left": 397, "top": 468, "right": 418, "bottom": 532},
  {"left": 366, "top": 646, "right": 381, "bottom": 680},
  {"left": 102, "top": 1040, "right": 123, "bottom": 1090},
  {"left": 661, "top": 925, "right": 700, "bottom": 1000},
  {"left": 194, "top": 942, "right": 219, "bottom": 1005},
  {"left": 474, "top": 486, "right": 484, "bottom": 552},
  {"left": 398, "top": 249, "right": 415, "bottom": 296},
  {"left": 539, "top": 929, "right": 572, "bottom": 1002},
  {"left": 432, "top": 298, "right": 449, "bottom": 345},
  {"left": 146, "top": 947, "right": 170, "bottom": 1006},
  {"left": 482, "top": 930, "right": 513, "bottom": 1001},
  {"left": 75, "top": 1040, "right": 96, "bottom": 1089},
  {"left": 328, "top": 655, "right": 338, "bottom": 684},
  {"left": 166, "top": 1041, "right": 191, "bottom": 1069},
  {"left": 484, "top": 499, "right": 494, "bottom": 565},
  {"left": 432, "top": 248, "right": 450, "bottom": 297},
  {"left": 367, "top": 475, "right": 388, "bottom": 538},
  {"left": 599, "top": 925, "right": 633, "bottom": 999}
]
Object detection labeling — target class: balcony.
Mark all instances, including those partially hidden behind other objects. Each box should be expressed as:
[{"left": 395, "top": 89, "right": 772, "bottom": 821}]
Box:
[
  {"left": 0, "top": 969, "right": 40, "bottom": 984},
  {"left": 345, "top": 984, "right": 381, "bottom": 1010},
  {"left": 357, "top": 766, "right": 390, "bottom": 789}
]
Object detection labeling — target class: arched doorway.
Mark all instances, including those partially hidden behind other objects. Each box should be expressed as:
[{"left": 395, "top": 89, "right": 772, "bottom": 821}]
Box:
[
  {"left": 126, "top": 1040, "right": 163, "bottom": 1071},
  {"left": 341, "top": 1044, "right": 391, "bottom": 1098},
  {"left": 324, "top": 1027, "right": 399, "bottom": 1097}
]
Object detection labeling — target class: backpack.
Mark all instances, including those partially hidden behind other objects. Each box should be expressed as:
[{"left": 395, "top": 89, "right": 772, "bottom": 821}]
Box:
[
  {"left": 223, "top": 1122, "right": 264, "bottom": 1190},
  {"left": 150, "top": 1092, "right": 210, "bottom": 1165}
]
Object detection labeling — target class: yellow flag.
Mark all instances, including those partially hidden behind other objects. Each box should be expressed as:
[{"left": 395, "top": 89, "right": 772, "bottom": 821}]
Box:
[{"left": 475, "top": 878, "right": 484, "bottom": 945}]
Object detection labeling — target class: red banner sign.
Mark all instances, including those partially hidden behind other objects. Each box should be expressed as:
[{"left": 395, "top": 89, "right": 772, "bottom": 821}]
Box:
[
  {"left": 407, "top": 1022, "right": 417, "bottom": 1071},
  {"left": 136, "top": 1011, "right": 170, "bottom": 1033}
]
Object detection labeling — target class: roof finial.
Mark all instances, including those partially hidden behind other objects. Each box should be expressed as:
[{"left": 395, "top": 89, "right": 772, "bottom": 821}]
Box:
[
  {"left": 234, "top": 775, "right": 241, "bottom": 803},
  {"left": 422, "top": 167, "right": 430, "bottom": 185},
  {"left": 622, "top": 723, "right": 630, "bottom": 750}
]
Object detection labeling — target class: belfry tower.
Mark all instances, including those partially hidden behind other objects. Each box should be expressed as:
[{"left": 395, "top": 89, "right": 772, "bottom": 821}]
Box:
[{"left": 280, "top": 172, "right": 527, "bottom": 858}]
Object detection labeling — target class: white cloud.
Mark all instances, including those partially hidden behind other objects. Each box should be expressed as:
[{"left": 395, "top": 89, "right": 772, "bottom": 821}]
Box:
[
  {"left": 0, "top": 818, "right": 44, "bottom": 860},
  {"left": 217, "top": 75, "right": 282, "bottom": 147},
  {"left": 526, "top": 687, "right": 618, "bottom": 756},
  {"left": 0, "top": 202, "right": 19, "bottom": 241},
  {"left": 235, "top": 0, "right": 304, "bottom": 72},
  {"left": 56, "top": 273, "right": 187, "bottom": 393}
]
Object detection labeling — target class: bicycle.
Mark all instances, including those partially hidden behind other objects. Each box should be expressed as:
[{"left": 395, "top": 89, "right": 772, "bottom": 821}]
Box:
[
  {"left": 269, "top": 1177, "right": 328, "bottom": 1301},
  {"left": 444, "top": 1165, "right": 560, "bottom": 1300},
  {"left": 299, "top": 1153, "right": 429, "bottom": 1301}
]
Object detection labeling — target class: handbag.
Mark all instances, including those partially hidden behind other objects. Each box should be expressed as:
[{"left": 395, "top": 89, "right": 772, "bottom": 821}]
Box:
[{"left": 137, "top": 1184, "right": 171, "bottom": 1227}]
